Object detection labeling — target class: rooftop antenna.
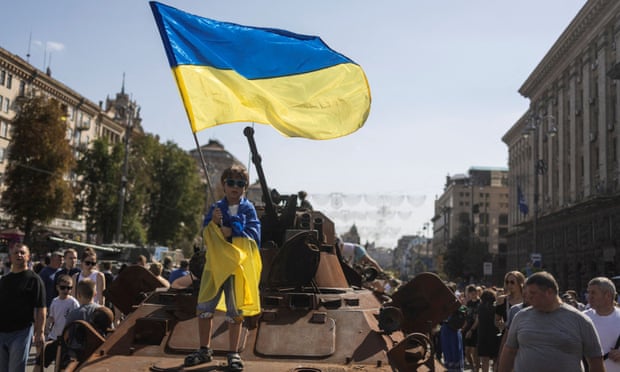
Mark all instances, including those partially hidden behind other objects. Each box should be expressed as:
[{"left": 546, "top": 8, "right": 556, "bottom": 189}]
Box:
[
  {"left": 46, "top": 53, "right": 52, "bottom": 76},
  {"left": 43, "top": 42, "right": 47, "bottom": 70},
  {"left": 26, "top": 32, "right": 32, "bottom": 62},
  {"left": 121, "top": 72, "right": 125, "bottom": 95}
]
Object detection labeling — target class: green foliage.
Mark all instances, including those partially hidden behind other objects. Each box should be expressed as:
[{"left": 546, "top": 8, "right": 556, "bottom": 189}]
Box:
[
  {"left": 443, "top": 223, "right": 489, "bottom": 281},
  {"left": 74, "top": 138, "right": 123, "bottom": 243},
  {"left": 74, "top": 133, "right": 205, "bottom": 248},
  {"left": 1, "top": 96, "right": 75, "bottom": 241},
  {"left": 145, "top": 139, "right": 205, "bottom": 248}
]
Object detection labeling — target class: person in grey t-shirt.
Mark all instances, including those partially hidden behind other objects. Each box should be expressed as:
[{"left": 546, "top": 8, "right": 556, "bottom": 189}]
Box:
[{"left": 498, "top": 271, "right": 604, "bottom": 372}]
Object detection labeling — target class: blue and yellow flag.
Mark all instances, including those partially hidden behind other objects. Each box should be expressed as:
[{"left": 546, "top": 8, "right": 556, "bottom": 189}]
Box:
[
  {"left": 150, "top": 2, "right": 371, "bottom": 140},
  {"left": 199, "top": 222, "right": 262, "bottom": 316}
]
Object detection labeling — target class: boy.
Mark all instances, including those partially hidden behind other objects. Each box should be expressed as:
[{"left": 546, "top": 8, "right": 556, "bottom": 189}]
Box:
[
  {"left": 56, "top": 279, "right": 100, "bottom": 370},
  {"left": 185, "top": 166, "right": 262, "bottom": 371},
  {"left": 66, "top": 278, "right": 100, "bottom": 324},
  {"left": 35, "top": 274, "right": 80, "bottom": 371}
]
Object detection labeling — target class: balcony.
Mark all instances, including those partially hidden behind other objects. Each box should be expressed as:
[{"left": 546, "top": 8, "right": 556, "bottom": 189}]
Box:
[{"left": 76, "top": 120, "right": 91, "bottom": 131}]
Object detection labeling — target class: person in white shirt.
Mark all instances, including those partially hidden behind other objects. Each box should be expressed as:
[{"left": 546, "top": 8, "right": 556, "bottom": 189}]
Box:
[
  {"left": 584, "top": 276, "right": 620, "bottom": 372},
  {"left": 34, "top": 274, "right": 79, "bottom": 371}
]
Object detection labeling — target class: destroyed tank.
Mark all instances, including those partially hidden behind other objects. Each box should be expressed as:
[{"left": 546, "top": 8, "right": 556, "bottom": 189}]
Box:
[{"left": 64, "top": 127, "right": 460, "bottom": 372}]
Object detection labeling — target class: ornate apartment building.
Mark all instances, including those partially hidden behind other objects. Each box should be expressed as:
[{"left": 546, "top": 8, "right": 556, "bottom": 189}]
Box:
[
  {"left": 502, "top": 0, "right": 620, "bottom": 294},
  {"left": 432, "top": 167, "right": 509, "bottom": 284},
  {"left": 0, "top": 46, "right": 140, "bottom": 236}
]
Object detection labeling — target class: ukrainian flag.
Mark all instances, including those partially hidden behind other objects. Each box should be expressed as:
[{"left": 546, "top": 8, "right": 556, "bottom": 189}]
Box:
[
  {"left": 150, "top": 2, "right": 371, "bottom": 140},
  {"left": 199, "top": 222, "right": 262, "bottom": 316}
]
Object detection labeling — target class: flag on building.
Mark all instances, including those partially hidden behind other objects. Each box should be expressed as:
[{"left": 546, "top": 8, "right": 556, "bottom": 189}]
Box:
[
  {"left": 150, "top": 2, "right": 371, "bottom": 140},
  {"left": 517, "top": 185, "right": 529, "bottom": 215}
]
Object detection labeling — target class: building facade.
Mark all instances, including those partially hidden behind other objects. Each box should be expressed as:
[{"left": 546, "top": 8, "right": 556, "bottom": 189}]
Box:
[
  {"left": 0, "top": 46, "right": 139, "bottom": 237},
  {"left": 432, "top": 167, "right": 509, "bottom": 284},
  {"left": 189, "top": 139, "right": 246, "bottom": 208},
  {"left": 393, "top": 234, "right": 432, "bottom": 281},
  {"left": 503, "top": 0, "right": 620, "bottom": 294}
]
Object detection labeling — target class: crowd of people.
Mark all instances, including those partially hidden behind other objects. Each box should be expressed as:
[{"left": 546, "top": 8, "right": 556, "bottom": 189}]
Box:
[
  {"left": 6, "top": 164, "right": 620, "bottom": 372},
  {"left": 0, "top": 165, "right": 258, "bottom": 372},
  {"left": 437, "top": 270, "right": 620, "bottom": 372},
  {"left": 0, "top": 241, "right": 197, "bottom": 371}
]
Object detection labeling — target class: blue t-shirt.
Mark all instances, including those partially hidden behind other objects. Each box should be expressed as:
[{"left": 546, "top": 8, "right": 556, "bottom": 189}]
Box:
[
  {"left": 168, "top": 268, "right": 189, "bottom": 284},
  {"left": 38, "top": 266, "right": 60, "bottom": 307}
]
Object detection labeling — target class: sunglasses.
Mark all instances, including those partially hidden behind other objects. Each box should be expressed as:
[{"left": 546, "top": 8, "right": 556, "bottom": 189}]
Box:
[
  {"left": 59, "top": 286, "right": 73, "bottom": 291},
  {"left": 83, "top": 261, "right": 97, "bottom": 266},
  {"left": 225, "top": 179, "right": 247, "bottom": 188},
  {"left": 505, "top": 279, "right": 516, "bottom": 285}
]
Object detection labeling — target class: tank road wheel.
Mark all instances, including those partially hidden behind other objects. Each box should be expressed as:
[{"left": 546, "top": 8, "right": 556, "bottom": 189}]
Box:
[{"left": 387, "top": 332, "right": 433, "bottom": 371}]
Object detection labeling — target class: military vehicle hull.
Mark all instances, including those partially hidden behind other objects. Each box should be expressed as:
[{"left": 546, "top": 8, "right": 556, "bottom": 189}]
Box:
[{"left": 65, "top": 128, "right": 457, "bottom": 371}]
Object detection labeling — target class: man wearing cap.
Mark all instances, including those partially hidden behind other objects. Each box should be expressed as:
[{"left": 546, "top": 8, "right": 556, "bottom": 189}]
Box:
[{"left": 38, "top": 251, "right": 63, "bottom": 308}]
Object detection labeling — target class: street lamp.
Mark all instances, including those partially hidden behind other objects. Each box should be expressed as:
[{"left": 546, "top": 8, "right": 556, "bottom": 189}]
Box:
[
  {"left": 522, "top": 112, "right": 557, "bottom": 256},
  {"left": 115, "top": 98, "right": 141, "bottom": 243}
]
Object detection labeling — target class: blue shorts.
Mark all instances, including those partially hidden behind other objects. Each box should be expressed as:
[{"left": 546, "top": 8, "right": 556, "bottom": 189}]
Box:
[{"left": 196, "top": 275, "right": 241, "bottom": 321}]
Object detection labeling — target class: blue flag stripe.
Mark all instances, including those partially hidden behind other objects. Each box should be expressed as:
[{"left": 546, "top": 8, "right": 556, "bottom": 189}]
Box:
[{"left": 150, "top": 1, "right": 354, "bottom": 80}]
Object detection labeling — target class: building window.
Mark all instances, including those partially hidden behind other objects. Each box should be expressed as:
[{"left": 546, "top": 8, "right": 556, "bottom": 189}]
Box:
[
  {"left": 0, "top": 147, "right": 5, "bottom": 163},
  {"left": 479, "top": 226, "right": 489, "bottom": 237},
  {"left": 479, "top": 213, "right": 489, "bottom": 225},
  {"left": 0, "top": 120, "right": 8, "bottom": 138},
  {"left": 0, "top": 70, "right": 5, "bottom": 86},
  {"left": 6, "top": 74, "right": 12, "bottom": 89},
  {"left": 499, "top": 227, "right": 508, "bottom": 237},
  {"left": 2, "top": 97, "right": 9, "bottom": 113}
]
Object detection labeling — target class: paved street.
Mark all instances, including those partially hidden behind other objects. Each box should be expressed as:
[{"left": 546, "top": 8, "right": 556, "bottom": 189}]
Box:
[{"left": 26, "top": 346, "right": 53, "bottom": 372}]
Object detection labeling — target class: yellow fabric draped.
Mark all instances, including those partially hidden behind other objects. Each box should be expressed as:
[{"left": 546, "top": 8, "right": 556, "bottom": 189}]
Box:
[{"left": 198, "top": 222, "right": 262, "bottom": 316}]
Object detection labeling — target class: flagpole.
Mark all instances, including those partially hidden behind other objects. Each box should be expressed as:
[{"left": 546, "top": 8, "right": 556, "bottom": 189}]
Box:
[{"left": 192, "top": 132, "right": 217, "bottom": 206}]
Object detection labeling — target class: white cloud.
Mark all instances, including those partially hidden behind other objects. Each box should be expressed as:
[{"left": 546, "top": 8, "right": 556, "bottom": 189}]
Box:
[
  {"left": 46, "top": 41, "right": 65, "bottom": 52},
  {"left": 32, "top": 40, "right": 65, "bottom": 52}
]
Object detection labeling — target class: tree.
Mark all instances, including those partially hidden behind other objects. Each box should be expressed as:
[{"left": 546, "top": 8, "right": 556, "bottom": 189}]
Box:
[
  {"left": 74, "top": 133, "right": 205, "bottom": 251},
  {"left": 1, "top": 96, "right": 75, "bottom": 242},
  {"left": 74, "top": 138, "right": 123, "bottom": 243},
  {"left": 145, "top": 139, "right": 204, "bottom": 255},
  {"left": 443, "top": 225, "right": 469, "bottom": 280},
  {"left": 443, "top": 224, "right": 489, "bottom": 282}
]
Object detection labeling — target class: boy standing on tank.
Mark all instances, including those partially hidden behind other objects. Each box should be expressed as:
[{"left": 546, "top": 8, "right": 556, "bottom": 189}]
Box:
[{"left": 185, "top": 166, "right": 262, "bottom": 372}]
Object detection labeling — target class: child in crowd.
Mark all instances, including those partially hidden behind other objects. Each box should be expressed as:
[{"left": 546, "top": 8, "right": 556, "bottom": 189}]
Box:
[
  {"left": 66, "top": 278, "right": 100, "bottom": 324},
  {"left": 34, "top": 274, "right": 79, "bottom": 371}
]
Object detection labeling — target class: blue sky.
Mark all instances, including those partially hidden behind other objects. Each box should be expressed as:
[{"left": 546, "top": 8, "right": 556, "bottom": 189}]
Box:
[{"left": 2, "top": 1, "right": 586, "bottom": 247}]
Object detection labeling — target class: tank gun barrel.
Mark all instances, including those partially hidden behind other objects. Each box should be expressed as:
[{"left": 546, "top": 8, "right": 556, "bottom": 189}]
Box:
[
  {"left": 243, "top": 126, "right": 280, "bottom": 244},
  {"left": 47, "top": 236, "right": 122, "bottom": 253}
]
